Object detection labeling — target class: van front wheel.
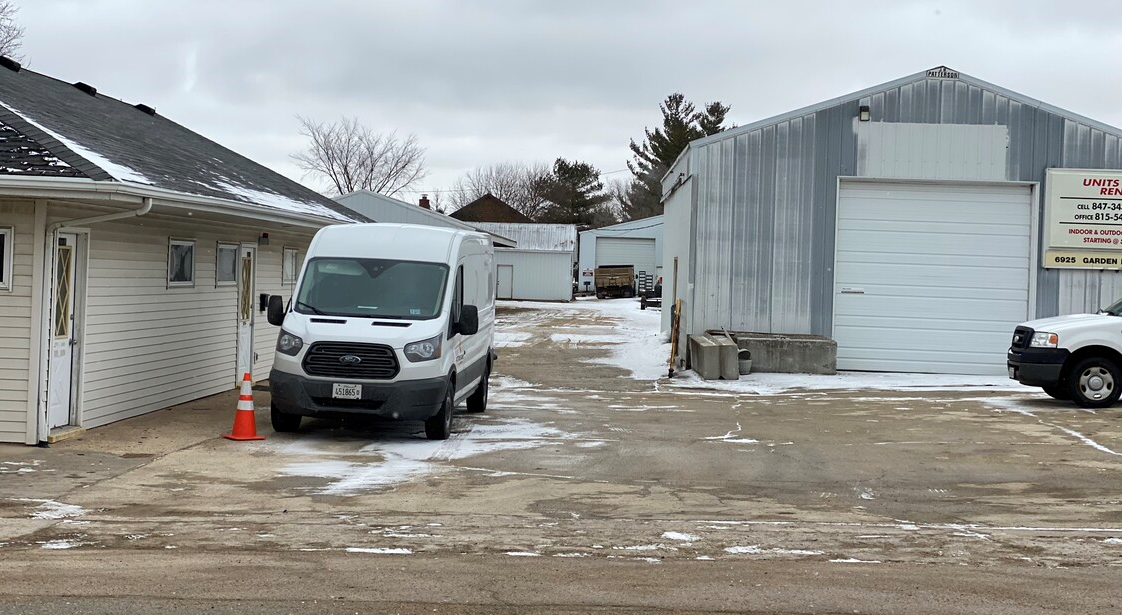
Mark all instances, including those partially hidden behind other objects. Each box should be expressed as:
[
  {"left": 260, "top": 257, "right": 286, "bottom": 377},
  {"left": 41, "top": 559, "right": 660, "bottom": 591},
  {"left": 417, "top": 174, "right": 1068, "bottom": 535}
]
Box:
[
  {"left": 271, "top": 404, "right": 302, "bottom": 433},
  {"left": 466, "top": 363, "right": 490, "bottom": 413},
  {"left": 425, "top": 385, "right": 455, "bottom": 440},
  {"left": 1068, "top": 357, "right": 1122, "bottom": 409}
]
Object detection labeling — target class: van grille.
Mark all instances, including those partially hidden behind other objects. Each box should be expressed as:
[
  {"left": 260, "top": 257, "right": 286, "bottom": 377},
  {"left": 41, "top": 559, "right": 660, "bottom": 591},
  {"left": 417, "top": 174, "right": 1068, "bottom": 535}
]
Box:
[{"left": 302, "top": 342, "right": 399, "bottom": 380}]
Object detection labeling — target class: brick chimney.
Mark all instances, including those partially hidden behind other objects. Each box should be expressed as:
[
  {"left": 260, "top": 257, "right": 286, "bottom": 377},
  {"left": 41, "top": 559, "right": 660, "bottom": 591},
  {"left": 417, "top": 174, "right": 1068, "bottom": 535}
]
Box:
[{"left": 419, "top": 194, "right": 431, "bottom": 209}]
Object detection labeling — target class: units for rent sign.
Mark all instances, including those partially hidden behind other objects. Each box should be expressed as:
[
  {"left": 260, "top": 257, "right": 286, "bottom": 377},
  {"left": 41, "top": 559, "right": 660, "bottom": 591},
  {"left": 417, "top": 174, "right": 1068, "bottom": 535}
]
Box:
[{"left": 1044, "top": 169, "right": 1122, "bottom": 269}]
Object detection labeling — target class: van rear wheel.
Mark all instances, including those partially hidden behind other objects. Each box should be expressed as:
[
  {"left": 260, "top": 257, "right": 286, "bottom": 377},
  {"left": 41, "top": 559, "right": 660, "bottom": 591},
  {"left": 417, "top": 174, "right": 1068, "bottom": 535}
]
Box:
[
  {"left": 425, "top": 385, "right": 455, "bottom": 440},
  {"left": 1068, "top": 357, "right": 1122, "bottom": 409},
  {"left": 466, "top": 363, "right": 490, "bottom": 413}
]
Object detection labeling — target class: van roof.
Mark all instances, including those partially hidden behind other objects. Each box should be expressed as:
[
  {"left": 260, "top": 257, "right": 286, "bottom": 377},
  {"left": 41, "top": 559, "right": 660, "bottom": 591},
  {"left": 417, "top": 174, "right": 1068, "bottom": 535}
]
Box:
[{"left": 311, "top": 223, "right": 486, "bottom": 262}]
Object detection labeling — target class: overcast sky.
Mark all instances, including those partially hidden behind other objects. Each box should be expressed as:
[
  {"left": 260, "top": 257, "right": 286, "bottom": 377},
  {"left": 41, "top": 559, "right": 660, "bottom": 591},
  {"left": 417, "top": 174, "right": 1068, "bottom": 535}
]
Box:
[{"left": 14, "top": 0, "right": 1122, "bottom": 204}]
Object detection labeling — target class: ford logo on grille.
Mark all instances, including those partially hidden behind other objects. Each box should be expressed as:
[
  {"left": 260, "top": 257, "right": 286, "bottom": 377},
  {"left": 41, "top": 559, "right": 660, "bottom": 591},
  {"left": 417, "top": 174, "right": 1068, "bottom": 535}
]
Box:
[{"left": 339, "top": 355, "right": 363, "bottom": 365}]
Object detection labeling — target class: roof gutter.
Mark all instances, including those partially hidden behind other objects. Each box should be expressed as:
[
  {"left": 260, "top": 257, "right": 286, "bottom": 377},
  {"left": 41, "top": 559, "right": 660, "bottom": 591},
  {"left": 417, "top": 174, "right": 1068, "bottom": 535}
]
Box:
[
  {"left": 48, "top": 196, "right": 152, "bottom": 232},
  {"left": 0, "top": 176, "right": 352, "bottom": 228}
]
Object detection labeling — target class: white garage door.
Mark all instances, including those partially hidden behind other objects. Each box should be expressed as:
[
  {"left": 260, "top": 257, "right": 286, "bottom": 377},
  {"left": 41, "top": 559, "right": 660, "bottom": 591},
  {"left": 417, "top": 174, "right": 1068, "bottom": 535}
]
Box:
[
  {"left": 834, "top": 182, "right": 1032, "bottom": 375},
  {"left": 597, "top": 237, "right": 657, "bottom": 279}
]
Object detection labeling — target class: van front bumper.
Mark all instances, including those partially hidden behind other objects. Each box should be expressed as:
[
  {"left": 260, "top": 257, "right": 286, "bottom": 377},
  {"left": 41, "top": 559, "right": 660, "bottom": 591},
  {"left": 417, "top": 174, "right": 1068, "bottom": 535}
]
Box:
[
  {"left": 269, "top": 369, "right": 448, "bottom": 421},
  {"left": 1007, "top": 347, "right": 1069, "bottom": 387}
]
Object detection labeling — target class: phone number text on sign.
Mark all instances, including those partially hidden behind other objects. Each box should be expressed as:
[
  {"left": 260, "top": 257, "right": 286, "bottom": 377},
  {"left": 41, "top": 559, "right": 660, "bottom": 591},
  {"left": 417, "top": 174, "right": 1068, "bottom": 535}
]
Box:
[{"left": 1046, "top": 170, "right": 1122, "bottom": 252}]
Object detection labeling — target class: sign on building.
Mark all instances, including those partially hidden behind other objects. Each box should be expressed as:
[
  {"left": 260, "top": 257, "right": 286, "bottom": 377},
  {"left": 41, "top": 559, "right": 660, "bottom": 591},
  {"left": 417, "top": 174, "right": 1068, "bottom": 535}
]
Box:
[{"left": 1044, "top": 169, "right": 1122, "bottom": 269}]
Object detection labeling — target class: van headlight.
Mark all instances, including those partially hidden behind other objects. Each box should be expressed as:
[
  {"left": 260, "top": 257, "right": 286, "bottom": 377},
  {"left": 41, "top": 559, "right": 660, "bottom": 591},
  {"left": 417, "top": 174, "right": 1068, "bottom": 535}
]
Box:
[
  {"left": 1030, "top": 332, "right": 1059, "bottom": 348},
  {"left": 404, "top": 335, "right": 442, "bottom": 362},
  {"left": 276, "top": 331, "right": 304, "bottom": 356}
]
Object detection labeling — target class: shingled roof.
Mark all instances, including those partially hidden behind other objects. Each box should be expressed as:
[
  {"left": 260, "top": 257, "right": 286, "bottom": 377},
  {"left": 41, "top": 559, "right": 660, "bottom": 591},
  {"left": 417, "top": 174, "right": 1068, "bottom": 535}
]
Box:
[{"left": 0, "top": 57, "right": 360, "bottom": 222}]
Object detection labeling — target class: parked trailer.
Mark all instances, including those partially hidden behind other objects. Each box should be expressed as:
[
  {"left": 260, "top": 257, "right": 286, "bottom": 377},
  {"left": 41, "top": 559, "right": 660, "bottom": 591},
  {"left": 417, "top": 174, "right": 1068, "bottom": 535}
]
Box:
[{"left": 594, "top": 265, "right": 635, "bottom": 299}]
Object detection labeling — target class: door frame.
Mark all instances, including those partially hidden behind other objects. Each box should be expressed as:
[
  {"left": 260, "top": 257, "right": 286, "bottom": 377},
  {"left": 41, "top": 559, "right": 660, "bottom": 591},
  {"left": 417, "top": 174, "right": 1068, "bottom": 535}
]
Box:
[
  {"left": 831, "top": 176, "right": 1040, "bottom": 346},
  {"left": 496, "top": 264, "right": 514, "bottom": 300},
  {"left": 235, "top": 242, "right": 258, "bottom": 385},
  {"left": 39, "top": 227, "right": 90, "bottom": 436}
]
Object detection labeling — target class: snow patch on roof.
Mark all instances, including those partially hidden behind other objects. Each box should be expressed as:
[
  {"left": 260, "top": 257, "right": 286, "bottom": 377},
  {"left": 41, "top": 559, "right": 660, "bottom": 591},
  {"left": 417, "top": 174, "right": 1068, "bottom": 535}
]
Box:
[
  {"left": 0, "top": 100, "right": 153, "bottom": 184},
  {"left": 212, "top": 180, "right": 354, "bottom": 222}
]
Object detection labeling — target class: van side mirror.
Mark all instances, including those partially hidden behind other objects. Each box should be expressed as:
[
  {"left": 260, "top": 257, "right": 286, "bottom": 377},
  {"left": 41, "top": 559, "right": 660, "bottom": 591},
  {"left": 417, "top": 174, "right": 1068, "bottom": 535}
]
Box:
[
  {"left": 267, "top": 295, "right": 286, "bottom": 327},
  {"left": 456, "top": 305, "right": 479, "bottom": 336}
]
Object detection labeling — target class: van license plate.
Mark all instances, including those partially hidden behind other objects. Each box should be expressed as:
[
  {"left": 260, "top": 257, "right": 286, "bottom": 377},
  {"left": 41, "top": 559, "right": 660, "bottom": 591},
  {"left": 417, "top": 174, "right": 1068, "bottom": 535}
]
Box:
[
  {"left": 332, "top": 383, "right": 362, "bottom": 400},
  {"left": 1008, "top": 367, "right": 1016, "bottom": 379}
]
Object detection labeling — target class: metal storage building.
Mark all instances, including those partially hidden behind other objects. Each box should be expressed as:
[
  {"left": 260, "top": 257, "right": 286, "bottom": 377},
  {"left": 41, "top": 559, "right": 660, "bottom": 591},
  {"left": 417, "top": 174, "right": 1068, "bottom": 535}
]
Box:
[
  {"left": 662, "top": 65, "right": 1122, "bottom": 376},
  {"left": 577, "top": 216, "right": 663, "bottom": 294},
  {"left": 473, "top": 222, "right": 576, "bottom": 301}
]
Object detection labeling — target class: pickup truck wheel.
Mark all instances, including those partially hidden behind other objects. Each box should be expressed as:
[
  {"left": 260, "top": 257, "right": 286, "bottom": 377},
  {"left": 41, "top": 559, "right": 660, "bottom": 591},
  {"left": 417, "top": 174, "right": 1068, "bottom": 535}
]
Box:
[
  {"left": 270, "top": 404, "right": 302, "bottom": 433},
  {"left": 1068, "top": 357, "right": 1122, "bottom": 408},
  {"left": 425, "top": 385, "right": 455, "bottom": 440},
  {"left": 1042, "top": 386, "right": 1071, "bottom": 401},
  {"left": 466, "top": 363, "right": 490, "bottom": 413}
]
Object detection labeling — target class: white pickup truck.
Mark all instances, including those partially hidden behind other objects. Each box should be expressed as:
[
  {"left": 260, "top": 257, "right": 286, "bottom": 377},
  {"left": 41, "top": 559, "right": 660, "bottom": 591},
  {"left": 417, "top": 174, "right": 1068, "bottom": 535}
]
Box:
[{"left": 1007, "top": 301, "right": 1122, "bottom": 408}]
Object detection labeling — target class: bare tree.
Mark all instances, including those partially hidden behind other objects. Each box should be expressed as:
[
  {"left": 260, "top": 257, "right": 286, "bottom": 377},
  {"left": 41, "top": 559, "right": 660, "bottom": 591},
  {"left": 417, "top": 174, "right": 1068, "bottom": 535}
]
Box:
[
  {"left": 292, "top": 116, "right": 427, "bottom": 197},
  {"left": 0, "top": 1, "right": 25, "bottom": 60},
  {"left": 450, "top": 161, "right": 550, "bottom": 220}
]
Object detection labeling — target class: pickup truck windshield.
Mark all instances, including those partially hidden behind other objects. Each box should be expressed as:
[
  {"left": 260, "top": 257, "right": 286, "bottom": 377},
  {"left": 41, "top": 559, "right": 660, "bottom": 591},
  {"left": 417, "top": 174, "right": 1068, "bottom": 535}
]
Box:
[
  {"left": 294, "top": 258, "right": 449, "bottom": 319},
  {"left": 1103, "top": 297, "right": 1122, "bottom": 316}
]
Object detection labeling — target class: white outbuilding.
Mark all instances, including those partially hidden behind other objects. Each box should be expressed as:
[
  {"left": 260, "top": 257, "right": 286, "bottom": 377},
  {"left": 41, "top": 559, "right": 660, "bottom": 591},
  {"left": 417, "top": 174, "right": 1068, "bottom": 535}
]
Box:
[
  {"left": 472, "top": 223, "right": 576, "bottom": 301},
  {"left": 577, "top": 216, "right": 663, "bottom": 295},
  {"left": 333, "top": 191, "right": 517, "bottom": 247}
]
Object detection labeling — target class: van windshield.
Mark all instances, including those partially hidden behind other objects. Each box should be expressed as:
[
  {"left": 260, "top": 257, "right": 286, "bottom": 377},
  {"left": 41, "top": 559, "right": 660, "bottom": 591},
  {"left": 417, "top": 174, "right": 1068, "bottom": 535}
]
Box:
[
  {"left": 294, "top": 258, "right": 449, "bottom": 320},
  {"left": 1103, "top": 297, "right": 1122, "bottom": 316}
]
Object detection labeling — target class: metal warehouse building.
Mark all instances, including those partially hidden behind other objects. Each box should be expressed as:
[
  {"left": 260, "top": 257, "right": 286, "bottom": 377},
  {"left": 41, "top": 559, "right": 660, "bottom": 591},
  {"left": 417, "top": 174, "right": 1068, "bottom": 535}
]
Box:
[
  {"left": 577, "top": 216, "right": 663, "bottom": 294},
  {"left": 662, "top": 66, "right": 1122, "bottom": 376},
  {"left": 473, "top": 222, "right": 576, "bottom": 301}
]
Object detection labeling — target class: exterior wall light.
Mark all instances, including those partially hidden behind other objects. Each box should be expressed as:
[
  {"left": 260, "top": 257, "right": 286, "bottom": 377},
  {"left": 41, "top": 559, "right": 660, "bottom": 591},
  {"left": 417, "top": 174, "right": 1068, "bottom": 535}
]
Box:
[{"left": 858, "top": 105, "right": 871, "bottom": 121}]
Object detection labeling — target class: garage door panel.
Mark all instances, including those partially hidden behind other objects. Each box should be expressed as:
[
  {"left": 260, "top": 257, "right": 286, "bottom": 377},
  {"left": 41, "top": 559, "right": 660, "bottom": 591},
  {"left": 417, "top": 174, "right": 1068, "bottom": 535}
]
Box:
[
  {"left": 835, "top": 263, "right": 1030, "bottom": 291},
  {"left": 834, "top": 181, "right": 1031, "bottom": 375},
  {"left": 597, "top": 238, "right": 656, "bottom": 275}
]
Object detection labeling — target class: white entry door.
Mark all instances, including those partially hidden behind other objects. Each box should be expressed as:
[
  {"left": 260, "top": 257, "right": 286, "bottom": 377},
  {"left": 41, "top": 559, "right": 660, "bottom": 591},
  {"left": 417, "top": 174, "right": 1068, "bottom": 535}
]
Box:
[
  {"left": 496, "top": 265, "right": 513, "bottom": 300},
  {"left": 236, "top": 244, "right": 256, "bottom": 384},
  {"left": 47, "top": 233, "right": 77, "bottom": 429},
  {"left": 834, "top": 182, "right": 1032, "bottom": 375}
]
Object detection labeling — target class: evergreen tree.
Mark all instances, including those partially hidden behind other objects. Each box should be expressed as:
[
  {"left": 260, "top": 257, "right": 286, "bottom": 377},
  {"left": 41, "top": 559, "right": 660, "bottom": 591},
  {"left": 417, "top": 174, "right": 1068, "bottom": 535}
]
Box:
[
  {"left": 621, "top": 94, "right": 730, "bottom": 220},
  {"left": 536, "top": 158, "right": 612, "bottom": 228}
]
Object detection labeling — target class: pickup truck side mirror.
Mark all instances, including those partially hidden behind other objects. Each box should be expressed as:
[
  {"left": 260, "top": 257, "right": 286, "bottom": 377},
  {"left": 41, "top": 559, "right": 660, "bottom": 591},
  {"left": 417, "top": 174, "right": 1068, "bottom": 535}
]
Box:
[
  {"left": 456, "top": 304, "right": 479, "bottom": 336},
  {"left": 266, "top": 295, "right": 286, "bottom": 327}
]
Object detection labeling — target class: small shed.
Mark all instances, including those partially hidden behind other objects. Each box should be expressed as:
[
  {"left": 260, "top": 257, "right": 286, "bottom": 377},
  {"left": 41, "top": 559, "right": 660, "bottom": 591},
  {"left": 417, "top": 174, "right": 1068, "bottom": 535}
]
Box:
[
  {"left": 577, "top": 216, "right": 663, "bottom": 294},
  {"left": 334, "top": 191, "right": 516, "bottom": 247},
  {"left": 473, "top": 223, "right": 576, "bottom": 301}
]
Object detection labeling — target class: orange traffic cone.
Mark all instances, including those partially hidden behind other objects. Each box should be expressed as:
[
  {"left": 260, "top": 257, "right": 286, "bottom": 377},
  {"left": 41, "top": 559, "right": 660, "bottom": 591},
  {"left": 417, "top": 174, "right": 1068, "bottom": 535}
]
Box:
[{"left": 224, "top": 372, "right": 265, "bottom": 441}]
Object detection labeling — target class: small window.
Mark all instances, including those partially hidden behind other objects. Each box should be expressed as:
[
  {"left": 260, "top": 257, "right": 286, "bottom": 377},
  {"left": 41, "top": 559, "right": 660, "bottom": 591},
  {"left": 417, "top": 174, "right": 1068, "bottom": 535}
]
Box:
[
  {"left": 0, "top": 227, "right": 11, "bottom": 291},
  {"left": 216, "top": 243, "right": 238, "bottom": 286},
  {"left": 282, "top": 248, "right": 299, "bottom": 285},
  {"left": 448, "top": 266, "right": 464, "bottom": 337},
  {"left": 168, "top": 239, "right": 195, "bottom": 287}
]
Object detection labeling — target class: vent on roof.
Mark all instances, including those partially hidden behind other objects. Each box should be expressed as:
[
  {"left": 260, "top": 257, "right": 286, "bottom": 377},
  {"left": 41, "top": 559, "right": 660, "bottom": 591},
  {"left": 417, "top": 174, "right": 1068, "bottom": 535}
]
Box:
[
  {"left": 134, "top": 103, "right": 156, "bottom": 116},
  {"left": 0, "top": 56, "right": 20, "bottom": 73},
  {"left": 72, "top": 82, "right": 97, "bottom": 97}
]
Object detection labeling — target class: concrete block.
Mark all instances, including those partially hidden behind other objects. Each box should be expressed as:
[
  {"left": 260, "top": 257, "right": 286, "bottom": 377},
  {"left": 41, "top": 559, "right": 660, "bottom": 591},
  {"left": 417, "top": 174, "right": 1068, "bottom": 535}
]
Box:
[
  {"left": 687, "top": 334, "right": 721, "bottom": 380},
  {"left": 708, "top": 333, "right": 741, "bottom": 380},
  {"left": 714, "top": 331, "right": 837, "bottom": 375}
]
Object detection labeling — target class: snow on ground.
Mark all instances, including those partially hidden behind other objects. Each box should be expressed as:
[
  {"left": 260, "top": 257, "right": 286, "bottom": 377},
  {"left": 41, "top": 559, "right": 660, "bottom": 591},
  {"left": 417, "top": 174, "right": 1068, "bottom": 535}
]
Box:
[
  {"left": 14, "top": 499, "right": 86, "bottom": 520},
  {"left": 345, "top": 547, "right": 412, "bottom": 554},
  {"left": 499, "top": 298, "right": 1035, "bottom": 393},
  {"left": 275, "top": 417, "right": 570, "bottom": 495}
]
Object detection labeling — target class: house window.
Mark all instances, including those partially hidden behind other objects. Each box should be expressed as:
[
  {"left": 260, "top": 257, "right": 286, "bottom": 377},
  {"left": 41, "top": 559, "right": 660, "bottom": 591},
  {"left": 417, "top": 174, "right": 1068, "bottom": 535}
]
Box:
[
  {"left": 0, "top": 227, "right": 11, "bottom": 291},
  {"left": 282, "top": 248, "right": 299, "bottom": 285},
  {"left": 216, "top": 243, "right": 238, "bottom": 286},
  {"left": 168, "top": 239, "right": 196, "bottom": 287}
]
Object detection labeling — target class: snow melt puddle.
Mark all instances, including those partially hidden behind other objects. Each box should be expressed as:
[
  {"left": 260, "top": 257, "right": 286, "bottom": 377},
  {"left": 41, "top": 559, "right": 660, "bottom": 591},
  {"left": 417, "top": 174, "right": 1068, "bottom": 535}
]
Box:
[
  {"left": 278, "top": 418, "right": 568, "bottom": 495},
  {"left": 986, "top": 398, "right": 1122, "bottom": 457}
]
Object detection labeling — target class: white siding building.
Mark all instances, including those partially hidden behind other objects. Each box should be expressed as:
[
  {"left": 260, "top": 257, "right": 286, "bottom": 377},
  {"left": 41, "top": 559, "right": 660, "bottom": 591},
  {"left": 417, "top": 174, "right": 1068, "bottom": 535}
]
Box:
[
  {"left": 472, "top": 223, "right": 576, "bottom": 301},
  {"left": 0, "top": 60, "right": 357, "bottom": 444},
  {"left": 577, "top": 216, "right": 663, "bottom": 294}
]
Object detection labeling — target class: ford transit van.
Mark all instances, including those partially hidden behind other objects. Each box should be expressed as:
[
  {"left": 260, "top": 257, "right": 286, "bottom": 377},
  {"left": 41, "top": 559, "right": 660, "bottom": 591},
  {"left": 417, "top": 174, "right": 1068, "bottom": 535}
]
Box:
[{"left": 266, "top": 224, "right": 495, "bottom": 439}]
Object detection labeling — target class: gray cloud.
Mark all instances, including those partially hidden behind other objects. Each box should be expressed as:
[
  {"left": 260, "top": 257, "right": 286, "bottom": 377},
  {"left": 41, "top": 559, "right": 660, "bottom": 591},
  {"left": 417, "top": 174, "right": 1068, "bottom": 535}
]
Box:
[{"left": 15, "top": 0, "right": 1122, "bottom": 201}]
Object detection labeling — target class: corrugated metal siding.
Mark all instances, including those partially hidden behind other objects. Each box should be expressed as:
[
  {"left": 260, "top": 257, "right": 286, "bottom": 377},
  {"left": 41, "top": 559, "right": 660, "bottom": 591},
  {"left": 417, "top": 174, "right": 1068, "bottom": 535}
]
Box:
[
  {"left": 660, "top": 177, "right": 694, "bottom": 341},
  {"left": 0, "top": 200, "right": 34, "bottom": 443},
  {"left": 475, "top": 223, "right": 576, "bottom": 253},
  {"left": 857, "top": 123, "right": 1008, "bottom": 180},
  {"left": 494, "top": 249, "right": 572, "bottom": 301},
  {"left": 687, "top": 75, "right": 1122, "bottom": 337},
  {"left": 577, "top": 216, "right": 663, "bottom": 283}
]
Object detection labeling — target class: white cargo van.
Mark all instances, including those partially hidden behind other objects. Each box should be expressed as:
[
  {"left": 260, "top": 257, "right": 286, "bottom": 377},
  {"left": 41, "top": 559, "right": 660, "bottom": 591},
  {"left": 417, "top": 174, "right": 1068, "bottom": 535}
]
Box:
[
  {"left": 266, "top": 224, "right": 495, "bottom": 440},
  {"left": 1007, "top": 297, "right": 1122, "bottom": 409}
]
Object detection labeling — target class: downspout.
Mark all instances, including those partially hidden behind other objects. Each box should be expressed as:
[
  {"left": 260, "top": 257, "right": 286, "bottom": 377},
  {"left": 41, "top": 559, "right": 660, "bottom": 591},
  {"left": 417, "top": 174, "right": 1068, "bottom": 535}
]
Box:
[{"left": 35, "top": 197, "right": 153, "bottom": 445}]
